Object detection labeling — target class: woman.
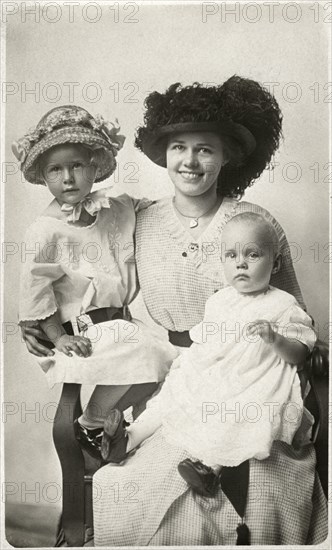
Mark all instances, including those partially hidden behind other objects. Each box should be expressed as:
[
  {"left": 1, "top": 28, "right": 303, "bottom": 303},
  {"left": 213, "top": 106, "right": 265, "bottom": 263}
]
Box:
[{"left": 23, "top": 76, "right": 328, "bottom": 545}]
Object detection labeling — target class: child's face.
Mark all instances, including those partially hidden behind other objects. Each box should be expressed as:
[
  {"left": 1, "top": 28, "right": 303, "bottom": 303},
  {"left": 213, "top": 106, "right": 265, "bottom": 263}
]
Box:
[
  {"left": 40, "top": 143, "right": 96, "bottom": 205},
  {"left": 166, "top": 132, "right": 227, "bottom": 198},
  {"left": 222, "top": 221, "right": 278, "bottom": 294}
]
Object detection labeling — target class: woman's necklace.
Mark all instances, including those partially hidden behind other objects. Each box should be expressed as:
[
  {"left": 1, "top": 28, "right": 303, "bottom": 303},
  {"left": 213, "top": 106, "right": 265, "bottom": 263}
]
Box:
[{"left": 172, "top": 197, "right": 221, "bottom": 228}]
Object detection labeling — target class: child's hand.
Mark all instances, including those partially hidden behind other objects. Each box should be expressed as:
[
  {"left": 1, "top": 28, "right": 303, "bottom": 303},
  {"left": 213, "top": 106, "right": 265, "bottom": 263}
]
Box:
[
  {"left": 247, "top": 320, "right": 276, "bottom": 344},
  {"left": 55, "top": 334, "right": 92, "bottom": 357}
]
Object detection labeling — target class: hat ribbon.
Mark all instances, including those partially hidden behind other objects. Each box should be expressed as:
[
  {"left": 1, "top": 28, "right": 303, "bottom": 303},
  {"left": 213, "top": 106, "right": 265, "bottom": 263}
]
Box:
[
  {"left": 60, "top": 189, "right": 111, "bottom": 223},
  {"left": 12, "top": 115, "right": 125, "bottom": 169}
]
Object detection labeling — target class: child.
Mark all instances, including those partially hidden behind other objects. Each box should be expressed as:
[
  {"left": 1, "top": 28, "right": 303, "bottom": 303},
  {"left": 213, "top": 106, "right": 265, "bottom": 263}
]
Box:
[
  {"left": 101, "top": 212, "right": 316, "bottom": 495},
  {"left": 14, "top": 105, "right": 177, "bottom": 457}
]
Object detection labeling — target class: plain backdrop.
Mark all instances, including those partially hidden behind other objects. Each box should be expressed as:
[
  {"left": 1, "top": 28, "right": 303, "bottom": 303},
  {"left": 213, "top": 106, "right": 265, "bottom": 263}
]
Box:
[{"left": 2, "top": 2, "right": 330, "bottom": 513}]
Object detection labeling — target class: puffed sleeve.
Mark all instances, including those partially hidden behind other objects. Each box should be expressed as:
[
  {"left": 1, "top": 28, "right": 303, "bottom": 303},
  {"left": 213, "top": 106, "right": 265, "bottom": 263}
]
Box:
[
  {"left": 275, "top": 302, "right": 317, "bottom": 352},
  {"left": 132, "top": 197, "right": 155, "bottom": 213},
  {"left": 111, "top": 193, "right": 154, "bottom": 214},
  {"left": 238, "top": 202, "right": 305, "bottom": 310},
  {"left": 19, "top": 221, "right": 65, "bottom": 322}
]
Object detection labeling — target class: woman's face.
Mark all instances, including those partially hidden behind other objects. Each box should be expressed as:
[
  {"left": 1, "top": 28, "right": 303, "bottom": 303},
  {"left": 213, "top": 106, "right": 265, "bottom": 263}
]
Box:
[{"left": 166, "top": 132, "right": 227, "bottom": 198}]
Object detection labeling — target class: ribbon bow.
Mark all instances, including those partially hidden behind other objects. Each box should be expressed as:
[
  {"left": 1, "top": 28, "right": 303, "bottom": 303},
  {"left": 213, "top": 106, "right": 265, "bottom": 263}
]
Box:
[{"left": 61, "top": 189, "right": 112, "bottom": 223}]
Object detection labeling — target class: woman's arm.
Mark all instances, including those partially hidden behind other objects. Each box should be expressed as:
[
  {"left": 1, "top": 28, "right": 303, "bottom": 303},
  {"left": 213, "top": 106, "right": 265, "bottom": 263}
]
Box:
[{"left": 20, "top": 321, "right": 55, "bottom": 357}]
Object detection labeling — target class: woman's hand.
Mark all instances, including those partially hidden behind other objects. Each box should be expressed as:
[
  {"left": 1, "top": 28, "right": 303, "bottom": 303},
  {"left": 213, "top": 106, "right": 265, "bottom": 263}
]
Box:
[
  {"left": 20, "top": 321, "right": 55, "bottom": 357},
  {"left": 247, "top": 320, "right": 276, "bottom": 344},
  {"left": 55, "top": 334, "right": 92, "bottom": 357}
]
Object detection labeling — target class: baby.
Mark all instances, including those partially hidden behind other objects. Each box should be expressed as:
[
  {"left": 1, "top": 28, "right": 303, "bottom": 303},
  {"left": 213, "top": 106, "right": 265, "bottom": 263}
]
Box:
[{"left": 100, "top": 212, "right": 316, "bottom": 497}]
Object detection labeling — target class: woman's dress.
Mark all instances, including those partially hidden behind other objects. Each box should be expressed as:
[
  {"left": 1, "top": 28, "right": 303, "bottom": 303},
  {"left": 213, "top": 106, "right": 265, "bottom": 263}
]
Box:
[{"left": 93, "top": 197, "right": 328, "bottom": 545}]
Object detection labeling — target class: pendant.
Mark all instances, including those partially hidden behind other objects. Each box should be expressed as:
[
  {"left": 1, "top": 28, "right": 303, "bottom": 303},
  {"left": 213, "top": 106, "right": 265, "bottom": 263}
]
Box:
[{"left": 189, "top": 218, "right": 198, "bottom": 228}]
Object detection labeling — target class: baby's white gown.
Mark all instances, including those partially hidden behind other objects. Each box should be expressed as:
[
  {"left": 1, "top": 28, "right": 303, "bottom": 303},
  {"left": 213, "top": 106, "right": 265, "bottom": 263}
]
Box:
[{"left": 155, "top": 286, "right": 316, "bottom": 466}]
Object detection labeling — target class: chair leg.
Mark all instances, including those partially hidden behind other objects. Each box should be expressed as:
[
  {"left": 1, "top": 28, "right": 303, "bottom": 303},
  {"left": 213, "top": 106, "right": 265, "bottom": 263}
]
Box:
[
  {"left": 54, "top": 515, "right": 67, "bottom": 547},
  {"left": 310, "top": 375, "right": 328, "bottom": 497},
  {"left": 53, "top": 384, "right": 85, "bottom": 547}
]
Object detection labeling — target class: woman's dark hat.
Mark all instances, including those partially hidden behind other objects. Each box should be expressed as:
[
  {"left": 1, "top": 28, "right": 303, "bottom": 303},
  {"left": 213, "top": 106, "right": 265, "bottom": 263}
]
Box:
[{"left": 142, "top": 120, "right": 256, "bottom": 168}]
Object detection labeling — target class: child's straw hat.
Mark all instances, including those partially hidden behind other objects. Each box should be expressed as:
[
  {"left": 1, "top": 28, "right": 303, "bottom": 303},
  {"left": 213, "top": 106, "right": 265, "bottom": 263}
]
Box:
[{"left": 12, "top": 105, "right": 125, "bottom": 185}]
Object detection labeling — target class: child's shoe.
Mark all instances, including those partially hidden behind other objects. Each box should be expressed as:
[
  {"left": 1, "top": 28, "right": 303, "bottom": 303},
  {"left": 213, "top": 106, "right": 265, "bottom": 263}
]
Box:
[
  {"left": 74, "top": 419, "right": 103, "bottom": 459},
  {"left": 101, "top": 409, "right": 129, "bottom": 463},
  {"left": 178, "top": 458, "right": 219, "bottom": 497}
]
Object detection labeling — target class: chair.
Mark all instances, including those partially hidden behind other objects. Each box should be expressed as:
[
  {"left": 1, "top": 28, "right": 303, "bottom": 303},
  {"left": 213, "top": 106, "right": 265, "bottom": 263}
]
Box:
[
  {"left": 304, "top": 341, "right": 329, "bottom": 497},
  {"left": 53, "top": 342, "right": 329, "bottom": 547}
]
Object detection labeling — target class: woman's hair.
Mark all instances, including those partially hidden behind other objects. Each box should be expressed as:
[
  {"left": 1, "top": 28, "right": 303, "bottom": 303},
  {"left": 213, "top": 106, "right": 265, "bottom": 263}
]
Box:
[{"left": 135, "top": 76, "right": 283, "bottom": 198}]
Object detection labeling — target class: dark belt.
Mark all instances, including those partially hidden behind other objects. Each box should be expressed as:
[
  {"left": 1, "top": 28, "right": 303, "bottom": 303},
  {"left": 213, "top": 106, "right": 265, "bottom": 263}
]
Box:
[
  {"left": 168, "top": 330, "right": 193, "bottom": 348},
  {"left": 76, "top": 305, "right": 131, "bottom": 327},
  {"left": 37, "top": 306, "right": 131, "bottom": 349}
]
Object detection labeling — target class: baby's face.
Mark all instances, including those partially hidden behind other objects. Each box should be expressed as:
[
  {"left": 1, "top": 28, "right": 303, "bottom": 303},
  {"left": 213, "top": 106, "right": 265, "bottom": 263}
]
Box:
[
  {"left": 40, "top": 143, "right": 96, "bottom": 205},
  {"left": 222, "top": 221, "right": 277, "bottom": 294}
]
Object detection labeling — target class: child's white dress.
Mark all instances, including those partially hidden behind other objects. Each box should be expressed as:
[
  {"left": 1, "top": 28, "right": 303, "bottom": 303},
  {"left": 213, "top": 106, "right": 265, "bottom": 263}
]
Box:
[
  {"left": 155, "top": 286, "right": 316, "bottom": 466},
  {"left": 19, "top": 190, "right": 177, "bottom": 387}
]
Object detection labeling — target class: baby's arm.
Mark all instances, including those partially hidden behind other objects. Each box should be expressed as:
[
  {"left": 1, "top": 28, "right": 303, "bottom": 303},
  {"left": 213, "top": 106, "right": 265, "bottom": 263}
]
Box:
[
  {"left": 247, "top": 320, "right": 308, "bottom": 364},
  {"left": 40, "top": 312, "right": 92, "bottom": 358}
]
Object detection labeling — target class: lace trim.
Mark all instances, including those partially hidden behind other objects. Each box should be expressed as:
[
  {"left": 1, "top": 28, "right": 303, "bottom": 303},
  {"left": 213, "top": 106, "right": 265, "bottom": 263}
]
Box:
[
  {"left": 19, "top": 305, "right": 58, "bottom": 324},
  {"left": 153, "top": 196, "right": 238, "bottom": 281}
]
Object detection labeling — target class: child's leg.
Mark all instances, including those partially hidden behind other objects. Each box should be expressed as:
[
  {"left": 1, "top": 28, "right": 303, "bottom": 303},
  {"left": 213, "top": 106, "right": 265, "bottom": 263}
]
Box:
[
  {"left": 79, "top": 382, "right": 158, "bottom": 429},
  {"left": 115, "top": 382, "right": 159, "bottom": 414},
  {"left": 126, "top": 408, "right": 163, "bottom": 451},
  {"left": 101, "top": 395, "right": 164, "bottom": 462},
  {"left": 79, "top": 385, "right": 131, "bottom": 428}
]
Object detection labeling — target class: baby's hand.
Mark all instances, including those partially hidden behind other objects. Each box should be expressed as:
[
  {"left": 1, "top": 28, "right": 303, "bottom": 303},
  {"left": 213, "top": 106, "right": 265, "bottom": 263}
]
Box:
[
  {"left": 55, "top": 334, "right": 92, "bottom": 357},
  {"left": 247, "top": 320, "right": 276, "bottom": 344}
]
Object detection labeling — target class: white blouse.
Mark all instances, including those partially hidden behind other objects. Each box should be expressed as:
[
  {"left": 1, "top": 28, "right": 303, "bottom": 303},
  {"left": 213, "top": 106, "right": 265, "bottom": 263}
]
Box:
[{"left": 19, "top": 193, "right": 138, "bottom": 324}]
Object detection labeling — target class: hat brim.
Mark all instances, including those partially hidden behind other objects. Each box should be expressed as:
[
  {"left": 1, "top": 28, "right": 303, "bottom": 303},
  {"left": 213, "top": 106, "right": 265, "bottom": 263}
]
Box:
[
  {"left": 142, "top": 121, "right": 256, "bottom": 167},
  {"left": 23, "top": 126, "right": 116, "bottom": 184}
]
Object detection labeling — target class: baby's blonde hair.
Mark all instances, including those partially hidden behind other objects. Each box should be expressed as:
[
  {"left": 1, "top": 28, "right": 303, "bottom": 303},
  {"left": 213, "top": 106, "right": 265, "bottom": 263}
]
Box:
[{"left": 225, "top": 212, "right": 280, "bottom": 257}]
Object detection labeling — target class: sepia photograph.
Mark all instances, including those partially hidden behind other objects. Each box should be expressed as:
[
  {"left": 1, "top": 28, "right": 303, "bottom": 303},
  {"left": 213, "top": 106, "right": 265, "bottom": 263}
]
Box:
[{"left": 1, "top": 1, "right": 330, "bottom": 547}]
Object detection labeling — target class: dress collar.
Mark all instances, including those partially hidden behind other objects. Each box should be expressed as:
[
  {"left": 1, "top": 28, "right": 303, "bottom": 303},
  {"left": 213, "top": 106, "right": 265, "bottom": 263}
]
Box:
[{"left": 60, "top": 187, "right": 113, "bottom": 223}]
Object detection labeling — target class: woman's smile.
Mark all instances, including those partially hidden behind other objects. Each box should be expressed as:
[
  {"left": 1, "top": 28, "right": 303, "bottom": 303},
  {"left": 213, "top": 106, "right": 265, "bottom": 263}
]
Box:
[{"left": 178, "top": 170, "right": 204, "bottom": 181}]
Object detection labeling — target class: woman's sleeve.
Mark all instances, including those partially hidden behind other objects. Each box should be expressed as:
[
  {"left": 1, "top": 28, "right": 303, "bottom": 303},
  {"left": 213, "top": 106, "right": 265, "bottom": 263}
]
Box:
[
  {"left": 114, "top": 194, "right": 155, "bottom": 213},
  {"left": 19, "top": 222, "right": 65, "bottom": 323},
  {"left": 133, "top": 197, "right": 155, "bottom": 213},
  {"left": 276, "top": 302, "right": 317, "bottom": 352},
  {"left": 240, "top": 202, "right": 305, "bottom": 309}
]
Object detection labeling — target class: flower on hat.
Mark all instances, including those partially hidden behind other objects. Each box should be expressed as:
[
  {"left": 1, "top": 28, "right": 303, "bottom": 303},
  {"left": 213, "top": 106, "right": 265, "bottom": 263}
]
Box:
[
  {"left": 92, "top": 115, "right": 125, "bottom": 154},
  {"left": 12, "top": 135, "right": 35, "bottom": 166},
  {"left": 12, "top": 123, "right": 51, "bottom": 166}
]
